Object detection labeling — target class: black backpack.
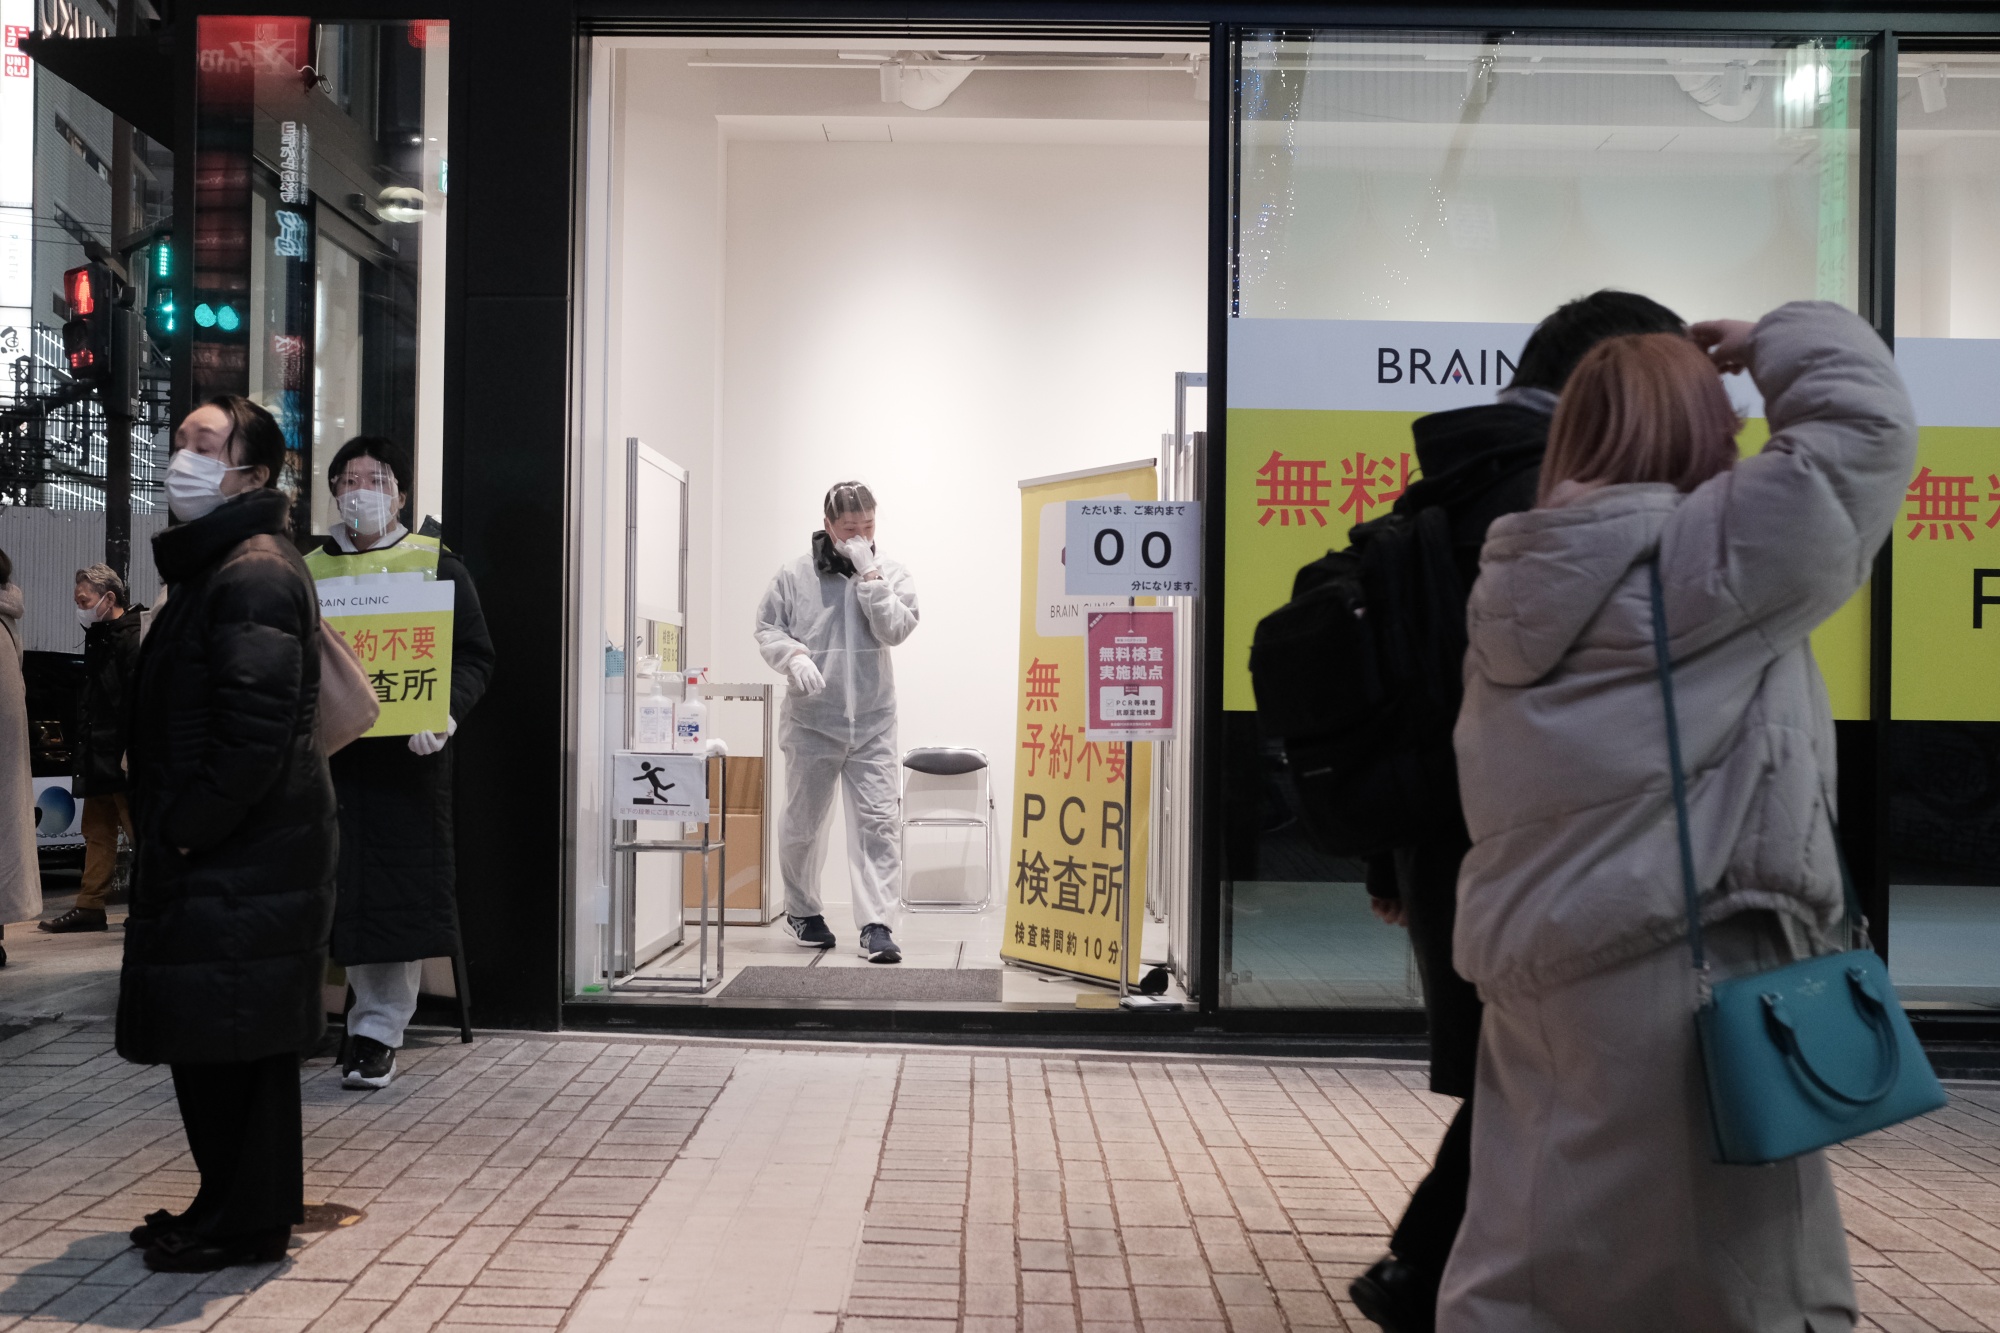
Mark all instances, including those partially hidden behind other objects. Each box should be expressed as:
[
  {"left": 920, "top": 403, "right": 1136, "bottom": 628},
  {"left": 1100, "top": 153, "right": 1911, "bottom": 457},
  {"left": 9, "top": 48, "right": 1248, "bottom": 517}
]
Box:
[{"left": 1249, "top": 505, "right": 1468, "bottom": 857}]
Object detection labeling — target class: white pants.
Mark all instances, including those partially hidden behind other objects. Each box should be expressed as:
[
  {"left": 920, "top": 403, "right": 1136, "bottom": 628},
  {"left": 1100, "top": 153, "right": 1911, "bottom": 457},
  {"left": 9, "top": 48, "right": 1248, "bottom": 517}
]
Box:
[
  {"left": 1439, "top": 912, "right": 1856, "bottom": 1333},
  {"left": 779, "top": 723, "right": 902, "bottom": 933},
  {"left": 348, "top": 960, "right": 424, "bottom": 1049}
]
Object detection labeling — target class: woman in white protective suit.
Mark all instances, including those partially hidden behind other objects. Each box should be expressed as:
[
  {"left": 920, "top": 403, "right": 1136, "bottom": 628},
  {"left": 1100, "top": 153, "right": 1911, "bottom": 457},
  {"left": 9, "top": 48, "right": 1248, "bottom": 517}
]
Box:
[{"left": 755, "top": 482, "right": 920, "bottom": 963}]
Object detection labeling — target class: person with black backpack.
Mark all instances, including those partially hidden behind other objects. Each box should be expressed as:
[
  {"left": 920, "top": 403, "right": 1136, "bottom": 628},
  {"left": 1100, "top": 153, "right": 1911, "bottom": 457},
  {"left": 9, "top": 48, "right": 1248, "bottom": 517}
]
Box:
[{"left": 1254, "top": 291, "right": 1687, "bottom": 1333}]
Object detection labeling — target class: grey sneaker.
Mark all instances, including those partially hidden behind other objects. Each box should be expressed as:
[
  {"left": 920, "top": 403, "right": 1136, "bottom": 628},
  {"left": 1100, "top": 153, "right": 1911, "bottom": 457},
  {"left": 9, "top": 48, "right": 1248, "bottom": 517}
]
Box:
[
  {"left": 342, "top": 1036, "right": 397, "bottom": 1090},
  {"left": 784, "top": 914, "right": 836, "bottom": 949},
  {"left": 858, "top": 923, "right": 902, "bottom": 964}
]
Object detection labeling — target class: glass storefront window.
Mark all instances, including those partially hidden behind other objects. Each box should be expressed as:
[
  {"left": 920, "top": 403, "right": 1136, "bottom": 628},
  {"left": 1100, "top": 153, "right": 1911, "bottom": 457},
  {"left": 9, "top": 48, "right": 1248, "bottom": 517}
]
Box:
[
  {"left": 1888, "top": 50, "right": 2000, "bottom": 1009},
  {"left": 1222, "top": 30, "right": 1866, "bottom": 1008},
  {"left": 192, "top": 17, "right": 448, "bottom": 531},
  {"left": 570, "top": 35, "right": 1209, "bottom": 1006}
]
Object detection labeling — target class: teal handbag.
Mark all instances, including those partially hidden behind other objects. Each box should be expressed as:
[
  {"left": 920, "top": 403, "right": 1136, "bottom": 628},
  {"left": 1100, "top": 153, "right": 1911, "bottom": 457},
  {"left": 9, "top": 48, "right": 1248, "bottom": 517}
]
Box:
[{"left": 1648, "top": 563, "right": 1946, "bottom": 1166}]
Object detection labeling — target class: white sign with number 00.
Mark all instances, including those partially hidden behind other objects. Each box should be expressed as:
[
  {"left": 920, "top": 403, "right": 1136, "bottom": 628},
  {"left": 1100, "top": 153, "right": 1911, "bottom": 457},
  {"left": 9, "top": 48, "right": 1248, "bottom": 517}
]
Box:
[{"left": 1063, "top": 501, "right": 1200, "bottom": 596}]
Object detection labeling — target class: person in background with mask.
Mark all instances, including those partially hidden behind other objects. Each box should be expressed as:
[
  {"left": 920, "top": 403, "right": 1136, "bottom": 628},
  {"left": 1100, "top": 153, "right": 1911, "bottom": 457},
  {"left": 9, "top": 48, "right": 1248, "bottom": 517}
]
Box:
[
  {"left": 121, "top": 395, "right": 335, "bottom": 1271},
  {"left": 755, "top": 482, "right": 919, "bottom": 964},
  {"left": 0, "top": 544, "right": 37, "bottom": 967},
  {"left": 41, "top": 564, "right": 145, "bottom": 933},
  {"left": 304, "top": 437, "right": 495, "bottom": 1090}
]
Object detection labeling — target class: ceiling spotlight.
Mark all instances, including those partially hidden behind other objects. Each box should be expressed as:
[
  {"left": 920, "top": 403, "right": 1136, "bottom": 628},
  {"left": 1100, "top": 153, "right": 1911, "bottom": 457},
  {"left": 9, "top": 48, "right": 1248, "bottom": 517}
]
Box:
[
  {"left": 1675, "top": 60, "right": 1759, "bottom": 123},
  {"left": 377, "top": 186, "right": 426, "bottom": 223},
  {"left": 875, "top": 51, "right": 980, "bottom": 111},
  {"left": 1917, "top": 65, "right": 1948, "bottom": 114}
]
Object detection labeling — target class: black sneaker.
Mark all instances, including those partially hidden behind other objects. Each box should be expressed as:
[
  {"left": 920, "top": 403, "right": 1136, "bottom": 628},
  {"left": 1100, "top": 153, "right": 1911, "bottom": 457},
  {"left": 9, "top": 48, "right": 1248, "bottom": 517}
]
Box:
[
  {"left": 39, "top": 907, "right": 107, "bottom": 933},
  {"left": 1349, "top": 1256, "right": 1437, "bottom": 1333},
  {"left": 857, "top": 923, "right": 902, "bottom": 964},
  {"left": 783, "top": 914, "right": 836, "bottom": 949},
  {"left": 342, "top": 1036, "right": 397, "bottom": 1090}
]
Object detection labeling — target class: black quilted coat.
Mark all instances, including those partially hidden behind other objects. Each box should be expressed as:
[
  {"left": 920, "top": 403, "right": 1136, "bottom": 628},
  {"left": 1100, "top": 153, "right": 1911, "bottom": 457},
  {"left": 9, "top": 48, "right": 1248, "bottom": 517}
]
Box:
[
  {"left": 117, "top": 488, "right": 338, "bottom": 1066},
  {"left": 323, "top": 539, "right": 495, "bottom": 965},
  {"left": 73, "top": 607, "right": 143, "bottom": 799}
]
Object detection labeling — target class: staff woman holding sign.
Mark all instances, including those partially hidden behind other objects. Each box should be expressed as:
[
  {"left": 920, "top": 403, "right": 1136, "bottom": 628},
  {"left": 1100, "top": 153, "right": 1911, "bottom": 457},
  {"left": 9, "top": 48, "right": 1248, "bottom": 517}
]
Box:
[{"left": 306, "top": 437, "right": 496, "bottom": 1090}]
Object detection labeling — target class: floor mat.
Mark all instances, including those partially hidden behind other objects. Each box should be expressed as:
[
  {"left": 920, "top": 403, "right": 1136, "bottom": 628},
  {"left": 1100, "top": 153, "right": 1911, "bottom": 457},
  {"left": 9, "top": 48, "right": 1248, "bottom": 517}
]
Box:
[{"left": 719, "top": 966, "right": 1003, "bottom": 1003}]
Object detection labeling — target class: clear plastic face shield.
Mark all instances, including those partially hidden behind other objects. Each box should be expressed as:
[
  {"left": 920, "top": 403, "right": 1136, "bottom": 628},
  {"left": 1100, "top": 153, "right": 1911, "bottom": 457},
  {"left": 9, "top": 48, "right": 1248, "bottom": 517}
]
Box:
[
  {"left": 331, "top": 459, "right": 404, "bottom": 538},
  {"left": 822, "top": 481, "right": 877, "bottom": 547}
]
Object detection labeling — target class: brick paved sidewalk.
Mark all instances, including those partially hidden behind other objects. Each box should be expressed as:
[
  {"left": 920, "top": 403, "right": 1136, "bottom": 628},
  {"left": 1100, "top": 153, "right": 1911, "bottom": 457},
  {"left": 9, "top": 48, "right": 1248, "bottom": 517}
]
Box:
[{"left": 0, "top": 1021, "right": 1997, "bottom": 1333}]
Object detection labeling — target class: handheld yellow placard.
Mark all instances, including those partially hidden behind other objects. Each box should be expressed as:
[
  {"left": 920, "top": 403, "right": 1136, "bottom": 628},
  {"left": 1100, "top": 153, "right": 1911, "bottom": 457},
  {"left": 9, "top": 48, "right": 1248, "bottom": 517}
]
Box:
[{"left": 316, "top": 581, "right": 455, "bottom": 737}]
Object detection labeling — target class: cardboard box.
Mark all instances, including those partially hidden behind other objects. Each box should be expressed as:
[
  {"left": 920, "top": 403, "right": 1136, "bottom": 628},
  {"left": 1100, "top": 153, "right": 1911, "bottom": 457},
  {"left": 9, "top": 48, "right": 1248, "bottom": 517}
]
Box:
[
  {"left": 711, "top": 755, "right": 764, "bottom": 813},
  {"left": 684, "top": 812, "right": 762, "bottom": 913}
]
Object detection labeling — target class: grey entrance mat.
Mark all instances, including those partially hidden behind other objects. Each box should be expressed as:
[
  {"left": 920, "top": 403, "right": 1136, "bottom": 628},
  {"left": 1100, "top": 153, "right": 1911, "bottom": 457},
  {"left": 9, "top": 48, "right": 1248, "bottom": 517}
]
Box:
[{"left": 720, "top": 966, "right": 1003, "bottom": 1003}]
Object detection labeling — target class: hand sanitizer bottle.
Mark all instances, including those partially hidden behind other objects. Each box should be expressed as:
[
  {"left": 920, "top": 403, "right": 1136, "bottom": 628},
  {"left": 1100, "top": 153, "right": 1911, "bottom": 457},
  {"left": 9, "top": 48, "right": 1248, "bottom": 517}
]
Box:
[
  {"left": 635, "top": 669, "right": 678, "bottom": 751},
  {"left": 673, "top": 672, "right": 708, "bottom": 754}
]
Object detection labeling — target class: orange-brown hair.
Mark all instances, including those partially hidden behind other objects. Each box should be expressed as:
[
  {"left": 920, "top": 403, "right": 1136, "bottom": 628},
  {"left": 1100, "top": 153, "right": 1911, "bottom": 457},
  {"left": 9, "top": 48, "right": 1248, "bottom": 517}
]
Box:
[{"left": 1538, "top": 332, "right": 1741, "bottom": 506}]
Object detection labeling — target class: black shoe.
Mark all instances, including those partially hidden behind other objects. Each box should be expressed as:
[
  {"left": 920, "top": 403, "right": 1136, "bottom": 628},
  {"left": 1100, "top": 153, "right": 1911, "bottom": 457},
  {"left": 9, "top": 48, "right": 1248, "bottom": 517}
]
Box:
[
  {"left": 783, "top": 914, "right": 836, "bottom": 949},
  {"left": 1349, "top": 1256, "right": 1437, "bottom": 1333},
  {"left": 857, "top": 923, "right": 902, "bottom": 964},
  {"left": 142, "top": 1227, "right": 290, "bottom": 1272},
  {"left": 342, "top": 1036, "right": 397, "bottom": 1090},
  {"left": 129, "top": 1208, "right": 179, "bottom": 1248},
  {"left": 39, "top": 907, "right": 107, "bottom": 933}
]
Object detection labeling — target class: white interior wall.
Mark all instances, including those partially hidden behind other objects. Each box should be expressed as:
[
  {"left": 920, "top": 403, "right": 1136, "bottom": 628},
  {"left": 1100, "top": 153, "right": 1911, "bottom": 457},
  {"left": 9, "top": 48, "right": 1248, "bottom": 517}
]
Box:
[
  {"left": 709, "top": 139, "right": 1204, "bottom": 908},
  {"left": 1898, "top": 136, "right": 2000, "bottom": 338}
]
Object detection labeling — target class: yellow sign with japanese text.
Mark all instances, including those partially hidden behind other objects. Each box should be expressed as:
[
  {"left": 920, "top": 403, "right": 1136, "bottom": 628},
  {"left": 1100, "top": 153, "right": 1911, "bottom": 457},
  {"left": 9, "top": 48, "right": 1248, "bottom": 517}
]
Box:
[
  {"left": 1221, "top": 409, "right": 1871, "bottom": 721},
  {"left": 317, "top": 581, "right": 455, "bottom": 737},
  {"left": 1003, "top": 466, "right": 1155, "bottom": 985},
  {"left": 1891, "top": 426, "right": 2000, "bottom": 720}
]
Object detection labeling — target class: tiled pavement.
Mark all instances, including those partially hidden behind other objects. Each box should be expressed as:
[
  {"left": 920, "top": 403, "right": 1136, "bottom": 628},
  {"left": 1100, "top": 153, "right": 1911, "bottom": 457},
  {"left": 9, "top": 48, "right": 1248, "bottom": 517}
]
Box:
[{"left": 1, "top": 1022, "right": 1998, "bottom": 1333}]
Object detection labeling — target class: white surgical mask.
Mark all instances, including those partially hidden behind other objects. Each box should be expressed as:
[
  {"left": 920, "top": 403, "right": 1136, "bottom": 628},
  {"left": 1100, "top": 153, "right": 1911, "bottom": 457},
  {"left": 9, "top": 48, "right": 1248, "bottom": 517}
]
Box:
[
  {"left": 165, "top": 449, "right": 249, "bottom": 522},
  {"left": 75, "top": 594, "right": 108, "bottom": 628},
  {"left": 338, "top": 487, "right": 398, "bottom": 537}
]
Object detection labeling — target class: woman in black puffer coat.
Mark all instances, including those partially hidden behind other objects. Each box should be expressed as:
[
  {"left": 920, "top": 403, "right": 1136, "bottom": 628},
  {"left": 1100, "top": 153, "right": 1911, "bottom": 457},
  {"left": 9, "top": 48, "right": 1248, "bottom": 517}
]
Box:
[{"left": 120, "top": 395, "right": 336, "bottom": 1274}]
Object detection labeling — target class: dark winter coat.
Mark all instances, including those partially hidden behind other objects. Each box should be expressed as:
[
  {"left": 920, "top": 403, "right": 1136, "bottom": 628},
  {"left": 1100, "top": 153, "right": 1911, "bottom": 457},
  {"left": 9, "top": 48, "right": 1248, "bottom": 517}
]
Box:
[
  {"left": 1374, "top": 398, "right": 1548, "bottom": 1096},
  {"left": 73, "top": 606, "right": 143, "bottom": 799},
  {"left": 118, "top": 488, "right": 337, "bottom": 1066},
  {"left": 324, "top": 540, "right": 496, "bottom": 965}
]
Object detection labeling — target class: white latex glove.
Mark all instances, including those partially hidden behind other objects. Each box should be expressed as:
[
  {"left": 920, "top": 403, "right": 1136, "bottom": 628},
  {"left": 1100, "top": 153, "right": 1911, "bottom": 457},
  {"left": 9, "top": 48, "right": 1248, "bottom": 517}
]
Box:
[
  {"left": 408, "top": 714, "right": 459, "bottom": 755},
  {"left": 787, "top": 654, "right": 826, "bottom": 697},
  {"left": 840, "top": 537, "right": 879, "bottom": 577}
]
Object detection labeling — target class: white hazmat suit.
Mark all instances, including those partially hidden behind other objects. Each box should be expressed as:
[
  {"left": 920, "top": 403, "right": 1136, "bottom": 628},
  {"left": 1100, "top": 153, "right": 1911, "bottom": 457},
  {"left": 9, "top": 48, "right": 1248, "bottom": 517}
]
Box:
[{"left": 755, "top": 537, "right": 920, "bottom": 932}]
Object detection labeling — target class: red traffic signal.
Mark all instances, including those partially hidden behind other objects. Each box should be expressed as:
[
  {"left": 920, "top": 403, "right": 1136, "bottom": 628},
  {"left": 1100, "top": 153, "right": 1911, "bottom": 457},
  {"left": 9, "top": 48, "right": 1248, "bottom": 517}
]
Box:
[
  {"left": 63, "top": 265, "right": 96, "bottom": 317},
  {"left": 62, "top": 263, "right": 113, "bottom": 384}
]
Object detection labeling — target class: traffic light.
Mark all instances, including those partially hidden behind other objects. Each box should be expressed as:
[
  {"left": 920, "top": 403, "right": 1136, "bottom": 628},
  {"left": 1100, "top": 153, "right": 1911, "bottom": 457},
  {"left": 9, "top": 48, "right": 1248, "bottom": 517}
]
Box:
[
  {"left": 145, "top": 241, "right": 176, "bottom": 348},
  {"left": 62, "top": 263, "right": 115, "bottom": 386}
]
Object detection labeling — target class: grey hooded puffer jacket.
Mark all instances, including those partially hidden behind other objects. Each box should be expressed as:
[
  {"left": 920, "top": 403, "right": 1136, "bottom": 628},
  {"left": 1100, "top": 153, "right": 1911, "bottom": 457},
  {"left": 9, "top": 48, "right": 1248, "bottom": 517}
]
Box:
[{"left": 1452, "top": 302, "right": 1917, "bottom": 1001}]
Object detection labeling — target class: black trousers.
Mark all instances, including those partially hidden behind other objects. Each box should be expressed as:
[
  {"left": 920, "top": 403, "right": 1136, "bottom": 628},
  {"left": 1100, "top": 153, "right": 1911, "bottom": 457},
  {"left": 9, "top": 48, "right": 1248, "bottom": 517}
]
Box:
[
  {"left": 1388, "top": 838, "right": 1483, "bottom": 1277},
  {"left": 169, "top": 1054, "right": 304, "bottom": 1242}
]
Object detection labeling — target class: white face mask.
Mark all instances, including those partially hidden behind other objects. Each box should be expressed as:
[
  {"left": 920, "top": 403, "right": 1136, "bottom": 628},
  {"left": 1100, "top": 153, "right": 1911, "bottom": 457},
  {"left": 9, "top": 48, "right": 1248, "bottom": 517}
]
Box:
[
  {"left": 338, "top": 487, "right": 398, "bottom": 537},
  {"left": 75, "top": 593, "right": 108, "bottom": 628},
  {"left": 165, "top": 449, "right": 250, "bottom": 522}
]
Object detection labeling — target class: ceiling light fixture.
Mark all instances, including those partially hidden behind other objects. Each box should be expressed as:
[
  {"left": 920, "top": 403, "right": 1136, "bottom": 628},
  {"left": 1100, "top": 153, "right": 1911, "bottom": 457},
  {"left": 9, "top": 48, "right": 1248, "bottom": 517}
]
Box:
[{"left": 1917, "top": 64, "right": 1948, "bottom": 114}]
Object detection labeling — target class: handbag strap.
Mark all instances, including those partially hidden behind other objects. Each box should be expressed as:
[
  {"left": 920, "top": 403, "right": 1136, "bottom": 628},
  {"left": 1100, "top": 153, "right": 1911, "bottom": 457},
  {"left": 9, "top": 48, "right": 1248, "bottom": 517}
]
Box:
[
  {"left": 1646, "top": 561, "right": 1707, "bottom": 975},
  {"left": 1647, "top": 561, "right": 1871, "bottom": 971}
]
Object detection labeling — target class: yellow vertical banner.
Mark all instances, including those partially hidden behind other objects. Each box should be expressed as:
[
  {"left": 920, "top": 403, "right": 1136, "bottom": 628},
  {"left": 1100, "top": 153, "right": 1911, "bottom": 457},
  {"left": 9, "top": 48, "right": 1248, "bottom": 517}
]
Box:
[{"left": 1003, "top": 465, "right": 1155, "bottom": 985}]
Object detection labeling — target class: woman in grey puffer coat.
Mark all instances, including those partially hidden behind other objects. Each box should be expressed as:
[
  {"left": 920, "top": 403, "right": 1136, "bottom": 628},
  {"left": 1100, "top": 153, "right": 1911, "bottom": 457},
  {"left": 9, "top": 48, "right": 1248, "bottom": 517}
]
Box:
[{"left": 1439, "top": 302, "right": 1917, "bottom": 1333}]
